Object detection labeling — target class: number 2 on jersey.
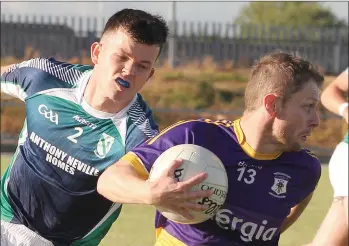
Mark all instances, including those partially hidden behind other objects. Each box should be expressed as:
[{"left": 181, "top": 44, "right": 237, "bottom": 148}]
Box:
[
  {"left": 237, "top": 167, "right": 256, "bottom": 184},
  {"left": 67, "top": 127, "right": 83, "bottom": 143}
]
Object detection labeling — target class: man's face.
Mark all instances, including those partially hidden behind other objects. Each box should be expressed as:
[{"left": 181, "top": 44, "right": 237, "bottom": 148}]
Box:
[
  {"left": 91, "top": 28, "right": 159, "bottom": 103},
  {"left": 273, "top": 81, "right": 320, "bottom": 151}
]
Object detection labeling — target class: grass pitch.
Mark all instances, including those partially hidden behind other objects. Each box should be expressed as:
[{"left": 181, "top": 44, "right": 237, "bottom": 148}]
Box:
[{"left": 1, "top": 154, "right": 332, "bottom": 246}]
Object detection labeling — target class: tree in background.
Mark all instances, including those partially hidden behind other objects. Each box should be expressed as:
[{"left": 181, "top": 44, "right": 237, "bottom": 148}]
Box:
[
  {"left": 232, "top": 2, "right": 348, "bottom": 42},
  {"left": 234, "top": 2, "right": 347, "bottom": 28}
]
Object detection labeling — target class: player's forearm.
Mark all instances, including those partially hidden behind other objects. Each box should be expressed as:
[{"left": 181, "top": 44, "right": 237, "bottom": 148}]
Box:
[
  {"left": 97, "top": 161, "right": 152, "bottom": 205},
  {"left": 321, "top": 84, "right": 347, "bottom": 116}
]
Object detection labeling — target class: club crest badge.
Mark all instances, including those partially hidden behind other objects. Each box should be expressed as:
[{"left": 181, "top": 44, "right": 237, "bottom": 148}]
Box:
[
  {"left": 269, "top": 172, "right": 291, "bottom": 198},
  {"left": 94, "top": 133, "right": 115, "bottom": 159}
]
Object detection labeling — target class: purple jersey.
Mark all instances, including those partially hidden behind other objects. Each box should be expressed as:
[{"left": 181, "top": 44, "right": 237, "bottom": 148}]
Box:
[{"left": 121, "top": 118, "right": 321, "bottom": 245}]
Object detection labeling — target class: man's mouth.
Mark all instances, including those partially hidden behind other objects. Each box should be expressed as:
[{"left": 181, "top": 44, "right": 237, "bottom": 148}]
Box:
[
  {"left": 301, "top": 133, "right": 311, "bottom": 141},
  {"left": 115, "top": 78, "right": 130, "bottom": 88}
]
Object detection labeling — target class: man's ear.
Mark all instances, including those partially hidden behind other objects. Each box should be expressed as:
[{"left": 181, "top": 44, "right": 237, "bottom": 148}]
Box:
[
  {"left": 91, "top": 42, "right": 101, "bottom": 65},
  {"left": 264, "top": 94, "right": 278, "bottom": 118}
]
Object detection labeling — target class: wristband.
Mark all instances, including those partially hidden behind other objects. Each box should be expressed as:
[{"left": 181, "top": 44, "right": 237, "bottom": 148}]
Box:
[{"left": 338, "top": 102, "right": 349, "bottom": 116}]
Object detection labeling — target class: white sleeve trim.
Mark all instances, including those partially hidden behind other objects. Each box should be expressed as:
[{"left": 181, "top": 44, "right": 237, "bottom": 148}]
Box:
[{"left": 1, "top": 82, "right": 27, "bottom": 101}]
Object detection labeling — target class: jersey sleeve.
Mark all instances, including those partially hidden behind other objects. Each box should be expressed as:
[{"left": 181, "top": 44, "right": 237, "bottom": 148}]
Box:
[
  {"left": 1, "top": 57, "right": 91, "bottom": 101},
  {"left": 297, "top": 149, "right": 322, "bottom": 203},
  {"left": 125, "top": 94, "right": 159, "bottom": 153},
  {"left": 121, "top": 119, "right": 222, "bottom": 180}
]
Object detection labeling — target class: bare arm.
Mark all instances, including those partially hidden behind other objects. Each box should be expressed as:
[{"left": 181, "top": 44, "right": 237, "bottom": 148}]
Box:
[
  {"left": 97, "top": 158, "right": 212, "bottom": 219},
  {"left": 97, "top": 159, "right": 153, "bottom": 205},
  {"left": 321, "top": 70, "right": 348, "bottom": 120},
  {"left": 280, "top": 192, "right": 313, "bottom": 233}
]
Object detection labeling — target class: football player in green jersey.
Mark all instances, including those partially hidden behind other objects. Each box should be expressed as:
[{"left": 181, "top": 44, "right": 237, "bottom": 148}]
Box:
[
  {"left": 310, "top": 68, "right": 348, "bottom": 246},
  {"left": 0, "top": 8, "right": 204, "bottom": 246}
]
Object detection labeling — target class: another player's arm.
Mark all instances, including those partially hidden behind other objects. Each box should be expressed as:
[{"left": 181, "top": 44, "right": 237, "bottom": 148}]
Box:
[
  {"left": 280, "top": 192, "right": 314, "bottom": 233},
  {"left": 97, "top": 121, "right": 214, "bottom": 217},
  {"left": 96, "top": 157, "right": 154, "bottom": 204},
  {"left": 321, "top": 68, "right": 348, "bottom": 122}
]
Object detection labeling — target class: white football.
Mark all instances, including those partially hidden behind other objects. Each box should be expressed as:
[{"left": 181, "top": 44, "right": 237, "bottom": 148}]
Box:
[{"left": 148, "top": 144, "right": 228, "bottom": 224}]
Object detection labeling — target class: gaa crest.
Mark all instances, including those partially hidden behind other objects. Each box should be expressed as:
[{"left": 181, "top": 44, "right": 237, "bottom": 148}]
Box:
[
  {"left": 94, "top": 133, "right": 115, "bottom": 159},
  {"left": 269, "top": 172, "right": 291, "bottom": 198}
]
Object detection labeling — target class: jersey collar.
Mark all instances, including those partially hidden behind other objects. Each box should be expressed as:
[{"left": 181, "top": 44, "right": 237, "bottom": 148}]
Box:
[
  {"left": 233, "top": 118, "right": 282, "bottom": 160},
  {"left": 75, "top": 69, "right": 136, "bottom": 119}
]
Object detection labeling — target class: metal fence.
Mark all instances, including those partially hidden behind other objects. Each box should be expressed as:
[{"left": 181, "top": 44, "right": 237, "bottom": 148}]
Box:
[
  {"left": 1, "top": 14, "right": 348, "bottom": 160},
  {"left": 1, "top": 14, "right": 348, "bottom": 74}
]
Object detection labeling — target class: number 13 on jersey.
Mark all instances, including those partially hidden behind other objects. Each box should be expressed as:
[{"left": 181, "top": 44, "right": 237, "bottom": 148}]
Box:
[{"left": 237, "top": 167, "right": 257, "bottom": 184}]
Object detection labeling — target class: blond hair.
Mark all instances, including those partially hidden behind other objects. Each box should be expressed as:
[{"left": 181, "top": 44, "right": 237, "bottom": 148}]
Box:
[{"left": 244, "top": 52, "right": 324, "bottom": 112}]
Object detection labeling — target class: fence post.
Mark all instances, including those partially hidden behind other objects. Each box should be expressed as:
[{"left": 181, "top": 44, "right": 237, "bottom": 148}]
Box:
[
  {"left": 334, "top": 32, "right": 343, "bottom": 75},
  {"left": 168, "top": 1, "right": 177, "bottom": 68},
  {"left": 333, "top": 44, "right": 340, "bottom": 74}
]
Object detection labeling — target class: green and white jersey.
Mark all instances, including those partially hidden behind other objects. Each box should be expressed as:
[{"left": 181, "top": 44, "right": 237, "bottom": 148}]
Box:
[{"left": 0, "top": 58, "right": 158, "bottom": 245}]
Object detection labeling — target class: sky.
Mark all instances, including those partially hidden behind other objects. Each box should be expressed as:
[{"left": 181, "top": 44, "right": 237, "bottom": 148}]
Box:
[{"left": 1, "top": 1, "right": 348, "bottom": 30}]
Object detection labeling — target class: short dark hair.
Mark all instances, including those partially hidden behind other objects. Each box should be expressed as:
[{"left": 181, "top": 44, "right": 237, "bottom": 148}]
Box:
[
  {"left": 244, "top": 51, "right": 324, "bottom": 112},
  {"left": 102, "top": 9, "right": 169, "bottom": 55}
]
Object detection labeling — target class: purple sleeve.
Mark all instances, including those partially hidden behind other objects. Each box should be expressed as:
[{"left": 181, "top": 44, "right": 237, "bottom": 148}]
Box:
[{"left": 296, "top": 150, "right": 322, "bottom": 204}]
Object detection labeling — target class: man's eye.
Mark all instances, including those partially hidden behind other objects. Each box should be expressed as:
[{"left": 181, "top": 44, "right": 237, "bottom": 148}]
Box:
[
  {"left": 117, "top": 55, "right": 128, "bottom": 61},
  {"left": 138, "top": 64, "right": 148, "bottom": 69},
  {"left": 304, "top": 104, "right": 315, "bottom": 110}
]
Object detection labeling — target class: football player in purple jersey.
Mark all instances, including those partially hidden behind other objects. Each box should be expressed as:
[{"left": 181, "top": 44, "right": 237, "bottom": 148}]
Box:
[{"left": 98, "top": 52, "right": 324, "bottom": 245}]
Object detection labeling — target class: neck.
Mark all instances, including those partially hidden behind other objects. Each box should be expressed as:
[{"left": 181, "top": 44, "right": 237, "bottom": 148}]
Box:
[
  {"left": 239, "top": 111, "right": 283, "bottom": 154},
  {"left": 84, "top": 73, "right": 132, "bottom": 114}
]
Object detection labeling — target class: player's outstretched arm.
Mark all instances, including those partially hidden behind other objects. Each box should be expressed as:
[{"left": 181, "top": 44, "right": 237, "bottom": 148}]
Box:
[
  {"left": 97, "top": 159, "right": 154, "bottom": 204},
  {"left": 321, "top": 68, "right": 348, "bottom": 123},
  {"left": 280, "top": 192, "right": 314, "bottom": 233},
  {"left": 97, "top": 158, "right": 212, "bottom": 220}
]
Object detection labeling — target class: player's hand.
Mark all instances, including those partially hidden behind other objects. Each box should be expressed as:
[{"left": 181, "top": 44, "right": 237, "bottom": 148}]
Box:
[{"left": 147, "top": 159, "right": 213, "bottom": 220}]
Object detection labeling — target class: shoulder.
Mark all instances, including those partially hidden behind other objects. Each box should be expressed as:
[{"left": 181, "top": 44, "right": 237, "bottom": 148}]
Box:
[
  {"left": 298, "top": 149, "right": 321, "bottom": 175},
  {"left": 14, "top": 57, "right": 92, "bottom": 83},
  {"left": 129, "top": 94, "right": 153, "bottom": 116},
  {"left": 10, "top": 57, "right": 91, "bottom": 71},
  {"left": 126, "top": 96, "right": 227, "bottom": 139},
  {"left": 300, "top": 149, "right": 320, "bottom": 163},
  {"left": 285, "top": 148, "right": 320, "bottom": 165},
  {"left": 178, "top": 118, "right": 233, "bottom": 130},
  {"left": 282, "top": 148, "right": 321, "bottom": 176},
  {"left": 168, "top": 118, "right": 234, "bottom": 137},
  {"left": 127, "top": 94, "right": 158, "bottom": 138},
  {"left": 152, "top": 118, "right": 230, "bottom": 142}
]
